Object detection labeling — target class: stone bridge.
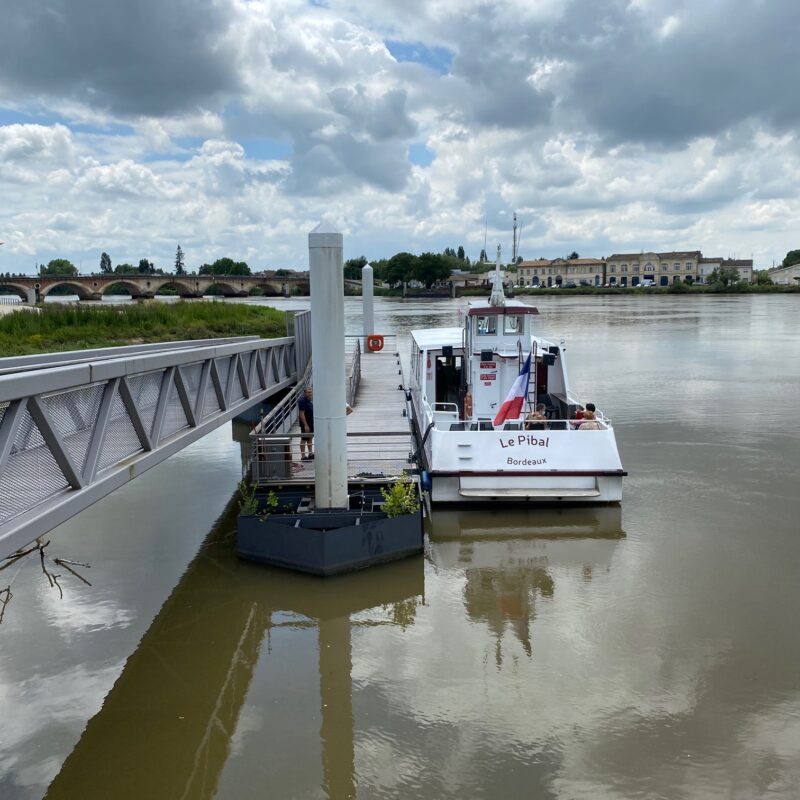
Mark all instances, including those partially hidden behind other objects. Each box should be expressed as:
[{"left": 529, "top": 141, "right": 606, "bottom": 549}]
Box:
[{"left": 0, "top": 273, "right": 340, "bottom": 302}]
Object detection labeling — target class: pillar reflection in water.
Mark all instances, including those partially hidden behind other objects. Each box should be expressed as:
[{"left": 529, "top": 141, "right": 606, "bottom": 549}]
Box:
[
  {"left": 45, "top": 499, "right": 424, "bottom": 800},
  {"left": 427, "top": 506, "right": 625, "bottom": 665}
]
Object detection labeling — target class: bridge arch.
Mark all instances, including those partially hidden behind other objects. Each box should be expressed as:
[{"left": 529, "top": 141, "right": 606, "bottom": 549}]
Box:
[
  {"left": 40, "top": 281, "right": 93, "bottom": 300},
  {"left": 100, "top": 280, "right": 141, "bottom": 298},
  {"left": 152, "top": 279, "right": 196, "bottom": 297},
  {"left": 203, "top": 282, "right": 240, "bottom": 298},
  {"left": 0, "top": 282, "right": 31, "bottom": 301}
]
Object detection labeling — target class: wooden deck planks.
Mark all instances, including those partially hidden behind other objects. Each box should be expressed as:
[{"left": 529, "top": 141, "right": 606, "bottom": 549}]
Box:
[{"left": 278, "top": 347, "right": 413, "bottom": 483}]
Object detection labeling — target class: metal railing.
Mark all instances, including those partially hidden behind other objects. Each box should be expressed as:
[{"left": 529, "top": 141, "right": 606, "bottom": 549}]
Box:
[
  {"left": 347, "top": 338, "right": 361, "bottom": 407},
  {"left": 251, "top": 431, "right": 412, "bottom": 486},
  {"left": 0, "top": 329, "right": 312, "bottom": 558}
]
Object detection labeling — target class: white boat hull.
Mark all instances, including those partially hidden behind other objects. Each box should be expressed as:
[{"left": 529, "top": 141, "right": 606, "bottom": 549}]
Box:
[{"left": 420, "top": 426, "right": 625, "bottom": 504}]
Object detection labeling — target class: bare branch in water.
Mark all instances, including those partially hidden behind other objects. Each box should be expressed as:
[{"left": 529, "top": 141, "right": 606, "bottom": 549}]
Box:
[
  {"left": 0, "top": 543, "right": 42, "bottom": 572},
  {"left": 0, "top": 538, "right": 91, "bottom": 623},
  {"left": 0, "top": 587, "right": 11, "bottom": 625},
  {"left": 54, "top": 559, "right": 92, "bottom": 586}
]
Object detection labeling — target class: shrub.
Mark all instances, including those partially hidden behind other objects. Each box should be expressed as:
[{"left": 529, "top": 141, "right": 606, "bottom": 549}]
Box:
[{"left": 380, "top": 476, "right": 420, "bottom": 518}]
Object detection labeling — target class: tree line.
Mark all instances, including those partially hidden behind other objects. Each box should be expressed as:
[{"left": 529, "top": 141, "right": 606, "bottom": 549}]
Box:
[{"left": 26, "top": 246, "right": 800, "bottom": 284}]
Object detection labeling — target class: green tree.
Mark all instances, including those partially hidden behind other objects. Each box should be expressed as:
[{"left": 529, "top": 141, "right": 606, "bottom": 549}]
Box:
[
  {"left": 175, "top": 245, "right": 185, "bottom": 275},
  {"left": 387, "top": 252, "right": 417, "bottom": 286},
  {"left": 479, "top": 249, "right": 487, "bottom": 263},
  {"left": 754, "top": 269, "right": 773, "bottom": 285},
  {"left": 138, "top": 258, "right": 155, "bottom": 274},
  {"left": 100, "top": 252, "right": 112, "bottom": 274},
  {"left": 114, "top": 263, "right": 138, "bottom": 274},
  {"left": 274, "top": 268, "right": 292, "bottom": 276},
  {"left": 414, "top": 252, "right": 453, "bottom": 288},
  {"left": 457, "top": 245, "right": 465, "bottom": 261},
  {"left": 199, "top": 257, "right": 251, "bottom": 276},
  {"left": 568, "top": 251, "right": 579, "bottom": 260},
  {"left": 708, "top": 267, "right": 740, "bottom": 288},
  {"left": 344, "top": 255, "right": 368, "bottom": 280},
  {"left": 781, "top": 250, "right": 800, "bottom": 269},
  {"left": 41, "top": 259, "right": 78, "bottom": 276}
]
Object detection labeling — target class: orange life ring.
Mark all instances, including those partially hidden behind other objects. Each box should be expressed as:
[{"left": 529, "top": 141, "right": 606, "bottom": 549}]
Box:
[
  {"left": 367, "top": 334, "right": 384, "bottom": 352},
  {"left": 464, "top": 392, "right": 473, "bottom": 419}
]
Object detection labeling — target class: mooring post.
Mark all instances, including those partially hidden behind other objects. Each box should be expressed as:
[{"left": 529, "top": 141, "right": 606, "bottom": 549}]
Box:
[
  {"left": 362, "top": 262, "right": 374, "bottom": 352},
  {"left": 308, "top": 222, "right": 348, "bottom": 510}
]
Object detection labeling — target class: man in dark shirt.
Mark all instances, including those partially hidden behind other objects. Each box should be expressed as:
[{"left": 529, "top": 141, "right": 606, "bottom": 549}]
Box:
[{"left": 298, "top": 386, "right": 314, "bottom": 461}]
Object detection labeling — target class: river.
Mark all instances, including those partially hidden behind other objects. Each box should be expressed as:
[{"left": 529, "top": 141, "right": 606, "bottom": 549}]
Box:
[{"left": 1, "top": 294, "right": 799, "bottom": 799}]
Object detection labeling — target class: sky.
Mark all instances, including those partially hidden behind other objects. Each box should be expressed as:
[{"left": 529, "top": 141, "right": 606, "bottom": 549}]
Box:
[{"left": 1, "top": 0, "right": 799, "bottom": 275}]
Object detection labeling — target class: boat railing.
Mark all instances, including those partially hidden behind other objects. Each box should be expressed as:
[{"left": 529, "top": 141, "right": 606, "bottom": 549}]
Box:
[
  {"left": 433, "top": 402, "right": 459, "bottom": 428},
  {"left": 437, "top": 417, "right": 612, "bottom": 432}
]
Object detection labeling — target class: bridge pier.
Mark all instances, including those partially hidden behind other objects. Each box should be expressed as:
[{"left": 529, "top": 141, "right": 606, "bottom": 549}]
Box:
[{"left": 26, "top": 288, "right": 37, "bottom": 305}]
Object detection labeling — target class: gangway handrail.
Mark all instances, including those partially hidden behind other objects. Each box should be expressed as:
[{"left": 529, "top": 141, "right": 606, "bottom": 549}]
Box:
[
  {"left": 0, "top": 336, "right": 262, "bottom": 375},
  {"left": 0, "top": 327, "right": 311, "bottom": 559}
]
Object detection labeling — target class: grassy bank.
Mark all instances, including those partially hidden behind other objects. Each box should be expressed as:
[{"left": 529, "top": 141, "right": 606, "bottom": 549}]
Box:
[{"left": 0, "top": 301, "right": 288, "bottom": 356}]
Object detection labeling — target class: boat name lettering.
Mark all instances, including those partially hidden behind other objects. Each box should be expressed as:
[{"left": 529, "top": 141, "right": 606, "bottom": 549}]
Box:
[
  {"left": 480, "top": 373, "right": 496, "bottom": 381},
  {"left": 479, "top": 361, "right": 496, "bottom": 369},
  {"left": 498, "top": 435, "right": 550, "bottom": 449},
  {"left": 507, "top": 457, "right": 547, "bottom": 466}
]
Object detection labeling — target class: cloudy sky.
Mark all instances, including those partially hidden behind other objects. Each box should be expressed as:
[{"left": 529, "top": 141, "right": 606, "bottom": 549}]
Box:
[{"left": 1, "top": 0, "right": 798, "bottom": 274}]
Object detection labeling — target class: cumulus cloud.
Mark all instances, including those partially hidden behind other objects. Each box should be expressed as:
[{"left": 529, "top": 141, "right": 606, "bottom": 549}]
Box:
[
  {"left": 0, "top": 0, "right": 799, "bottom": 271},
  {"left": 0, "top": 0, "right": 239, "bottom": 116}
]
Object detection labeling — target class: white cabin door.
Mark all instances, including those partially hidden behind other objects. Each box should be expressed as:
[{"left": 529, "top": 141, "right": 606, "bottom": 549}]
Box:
[{"left": 472, "top": 358, "right": 500, "bottom": 418}]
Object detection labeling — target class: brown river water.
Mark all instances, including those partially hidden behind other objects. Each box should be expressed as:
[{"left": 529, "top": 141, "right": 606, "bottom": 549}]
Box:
[{"left": 1, "top": 294, "right": 799, "bottom": 799}]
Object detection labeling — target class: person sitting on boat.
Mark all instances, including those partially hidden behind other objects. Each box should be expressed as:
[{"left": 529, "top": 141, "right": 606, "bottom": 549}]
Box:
[
  {"left": 579, "top": 407, "right": 602, "bottom": 430},
  {"left": 525, "top": 403, "right": 548, "bottom": 430}
]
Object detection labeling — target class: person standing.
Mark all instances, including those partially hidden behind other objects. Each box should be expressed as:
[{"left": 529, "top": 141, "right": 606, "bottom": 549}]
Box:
[{"left": 298, "top": 386, "right": 314, "bottom": 461}]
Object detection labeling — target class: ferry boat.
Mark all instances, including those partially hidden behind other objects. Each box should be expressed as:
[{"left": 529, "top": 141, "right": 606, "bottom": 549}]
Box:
[{"left": 409, "top": 248, "right": 625, "bottom": 504}]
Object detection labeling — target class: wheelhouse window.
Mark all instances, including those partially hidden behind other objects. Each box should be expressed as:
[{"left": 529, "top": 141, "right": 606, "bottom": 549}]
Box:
[
  {"left": 476, "top": 316, "right": 497, "bottom": 335},
  {"left": 503, "top": 315, "right": 523, "bottom": 334}
]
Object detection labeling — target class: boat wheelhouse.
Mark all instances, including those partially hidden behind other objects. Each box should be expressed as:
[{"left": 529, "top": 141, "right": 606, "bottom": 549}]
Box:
[{"left": 408, "top": 250, "right": 625, "bottom": 504}]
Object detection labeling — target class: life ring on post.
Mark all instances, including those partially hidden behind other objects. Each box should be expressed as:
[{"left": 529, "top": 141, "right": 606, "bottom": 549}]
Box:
[{"left": 366, "top": 334, "right": 384, "bottom": 352}]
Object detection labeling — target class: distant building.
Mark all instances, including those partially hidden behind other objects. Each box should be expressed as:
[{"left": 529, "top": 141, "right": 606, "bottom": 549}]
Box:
[
  {"left": 767, "top": 264, "right": 800, "bottom": 285},
  {"left": 517, "top": 250, "right": 754, "bottom": 287},
  {"left": 517, "top": 258, "right": 605, "bottom": 287},
  {"left": 606, "top": 251, "right": 701, "bottom": 287},
  {"left": 720, "top": 259, "right": 753, "bottom": 284}
]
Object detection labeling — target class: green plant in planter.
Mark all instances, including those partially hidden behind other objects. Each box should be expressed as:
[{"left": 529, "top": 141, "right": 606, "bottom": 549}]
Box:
[
  {"left": 380, "top": 476, "right": 420, "bottom": 518},
  {"left": 238, "top": 480, "right": 260, "bottom": 516},
  {"left": 238, "top": 482, "right": 281, "bottom": 518}
]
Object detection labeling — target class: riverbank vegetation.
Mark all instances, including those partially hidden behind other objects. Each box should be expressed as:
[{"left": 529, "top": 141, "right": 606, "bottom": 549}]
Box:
[{"left": 0, "top": 301, "right": 287, "bottom": 356}]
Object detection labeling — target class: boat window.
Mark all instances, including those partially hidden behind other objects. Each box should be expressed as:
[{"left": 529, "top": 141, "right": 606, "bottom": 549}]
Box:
[
  {"left": 476, "top": 316, "right": 497, "bottom": 335},
  {"left": 503, "top": 315, "right": 523, "bottom": 334}
]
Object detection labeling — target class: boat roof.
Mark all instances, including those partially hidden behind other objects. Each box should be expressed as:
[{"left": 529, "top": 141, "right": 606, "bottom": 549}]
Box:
[
  {"left": 466, "top": 299, "right": 539, "bottom": 316},
  {"left": 410, "top": 327, "right": 463, "bottom": 350}
]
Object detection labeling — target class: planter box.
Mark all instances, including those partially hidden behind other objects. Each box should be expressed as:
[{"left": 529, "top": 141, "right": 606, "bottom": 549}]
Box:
[{"left": 237, "top": 507, "right": 423, "bottom": 576}]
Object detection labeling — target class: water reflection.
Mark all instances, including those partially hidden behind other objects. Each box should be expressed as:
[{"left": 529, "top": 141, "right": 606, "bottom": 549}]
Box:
[
  {"left": 428, "top": 508, "right": 624, "bottom": 663},
  {"left": 44, "top": 500, "right": 424, "bottom": 800}
]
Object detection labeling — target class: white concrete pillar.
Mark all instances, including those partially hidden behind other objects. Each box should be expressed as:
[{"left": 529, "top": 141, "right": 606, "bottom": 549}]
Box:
[
  {"left": 308, "top": 222, "right": 348, "bottom": 509},
  {"left": 362, "top": 263, "right": 374, "bottom": 352}
]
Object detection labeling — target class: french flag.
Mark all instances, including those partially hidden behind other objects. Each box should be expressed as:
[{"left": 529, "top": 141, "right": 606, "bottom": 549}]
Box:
[{"left": 493, "top": 353, "right": 532, "bottom": 426}]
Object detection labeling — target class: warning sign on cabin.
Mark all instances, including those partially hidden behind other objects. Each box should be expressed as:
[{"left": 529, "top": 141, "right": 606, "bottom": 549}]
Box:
[
  {"left": 480, "top": 373, "right": 497, "bottom": 381},
  {"left": 479, "top": 362, "right": 496, "bottom": 369}
]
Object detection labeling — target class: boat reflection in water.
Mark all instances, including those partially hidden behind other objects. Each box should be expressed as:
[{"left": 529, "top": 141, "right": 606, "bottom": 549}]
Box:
[
  {"left": 426, "top": 507, "right": 625, "bottom": 662},
  {"left": 44, "top": 499, "right": 424, "bottom": 800}
]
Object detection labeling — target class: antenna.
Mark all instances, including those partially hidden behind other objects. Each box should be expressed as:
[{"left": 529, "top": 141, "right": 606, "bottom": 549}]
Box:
[
  {"left": 483, "top": 219, "right": 488, "bottom": 262},
  {"left": 511, "top": 212, "right": 518, "bottom": 264}
]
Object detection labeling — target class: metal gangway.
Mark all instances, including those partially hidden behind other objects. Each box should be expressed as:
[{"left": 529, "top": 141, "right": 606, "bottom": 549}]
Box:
[
  {"left": 0, "top": 313, "right": 310, "bottom": 559},
  {"left": 250, "top": 336, "right": 416, "bottom": 491}
]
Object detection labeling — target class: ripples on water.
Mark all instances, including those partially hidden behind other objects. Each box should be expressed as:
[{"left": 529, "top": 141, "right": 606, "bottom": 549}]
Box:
[{"left": 1, "top": 295, "right": 799, "bottom": 799}]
